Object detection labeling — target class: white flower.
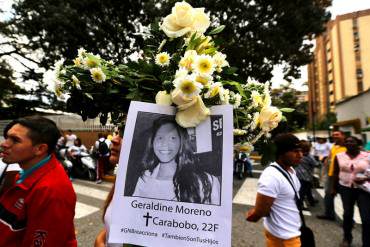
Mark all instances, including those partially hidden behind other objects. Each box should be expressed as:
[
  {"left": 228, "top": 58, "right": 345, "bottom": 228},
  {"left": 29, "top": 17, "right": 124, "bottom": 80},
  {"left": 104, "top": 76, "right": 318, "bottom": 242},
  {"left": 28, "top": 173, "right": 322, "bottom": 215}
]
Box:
[
  {"left": 204, "top": 82, "right": 222, "bottom": 98},
  {"left": 179, "top": 50, "right": 197, "bottom": 71},
  {"left": 250, "top": 112, "right": 259, "bottom": 130},
  {"left": 155, "top": 91, "right": 173, "bottom": 106},
  {"left": 251, "top": 91, "right": 263, "bottom": 107},
  {"left": 175, "top": 68, "right": 189, "bottom": 78},
  {"left": 173, "top": 74, "right": 203, "bottom": 97},
  {"left": 155, "top": 52, "right": 171, "bottom": 66},
  {"left": 263, "top": 82, "right": 271, "bottom": 106},
  {"left": 258, "top": 106, "right": 282, "bottom": 132},
  {"left": 71, "top": 75, "right": 81, "bottom": 89},
  {"left": 219, "top": 88, "right": 230, "bottom": 104},
  {"left": 193, "top": 54, "right": 215, "bottom": 75},
  {"left": 161, "top": 1, "right": 210, "bottom": 38},
  {"left": 77, "top": 48, "right": 87, "bottom": 57},
  {"left": 90, "top": 67, "right": 106, "bottom": 83},
  {"left": 54, "top": 79, "right": 65, "bottom": 99},
  {"left": 54, "top": 58, "right": 65, "bottom": 78},
  {"left": 213, "top": 52, "right": 229, "bottom": 72},
  {"left": 233, "top": 93, "right": 242, "bottom": 109}
]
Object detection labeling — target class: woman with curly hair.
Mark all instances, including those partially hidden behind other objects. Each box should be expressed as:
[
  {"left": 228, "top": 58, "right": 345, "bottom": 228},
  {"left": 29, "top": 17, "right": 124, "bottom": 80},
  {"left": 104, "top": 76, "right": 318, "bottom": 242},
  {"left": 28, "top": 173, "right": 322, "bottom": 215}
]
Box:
[{"left": 132, "top": 116, "right": 220, "bottom": 204}]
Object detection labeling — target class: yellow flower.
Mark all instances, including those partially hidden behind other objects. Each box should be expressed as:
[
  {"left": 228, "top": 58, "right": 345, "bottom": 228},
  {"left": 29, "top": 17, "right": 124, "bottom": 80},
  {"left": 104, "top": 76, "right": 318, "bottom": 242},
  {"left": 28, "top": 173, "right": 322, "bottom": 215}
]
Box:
[
  {"left": 239, "top": 143, "right": 254, "bottom": 153},
  {"left": 193, "top": 54, "right": 215, "bottom": 75},
  {"left": 90, "top": 67, "right": 106, "bottom": 83},
  {"left": 73, "top": 57, "right": 82, "bottom": 67},
  {"left": 258, "top": 106, "right": 282, "bottom": 132},
  {"left": 175, "top": 95, "right": 210, "bottom": 128},
  {"left": 173, "top": 75, "right": 203, "bottom": 97},
  {"left": 213, "top": 52, "right": 229, "bottom": 72},
  {"left": 204, "top": 82, "right": 222, "bottom": 98},
  {"left": 155, "top": 52, "right": 171, "bottom": 67},
  {"left": 193, "top": 73, "right": 212, "bottom": 87},
  {"left": 179, "top": 50, "right": 197, "bottom": 71},
  {"left": 161, "top": 1, "right": 210, "bottom": 38},
  {"left": 155, "top": 91, "right": 173, "bottom": 106},
  {"left": 171, "top": 88, "right": 196, "bottom": 106}
]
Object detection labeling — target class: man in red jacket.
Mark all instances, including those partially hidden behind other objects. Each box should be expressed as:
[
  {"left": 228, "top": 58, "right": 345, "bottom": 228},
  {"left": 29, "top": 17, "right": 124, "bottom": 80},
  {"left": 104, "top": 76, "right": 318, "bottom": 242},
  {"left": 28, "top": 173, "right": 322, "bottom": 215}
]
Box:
[{"left": 0, "top": 116, "right": 77, "bottom": 247}]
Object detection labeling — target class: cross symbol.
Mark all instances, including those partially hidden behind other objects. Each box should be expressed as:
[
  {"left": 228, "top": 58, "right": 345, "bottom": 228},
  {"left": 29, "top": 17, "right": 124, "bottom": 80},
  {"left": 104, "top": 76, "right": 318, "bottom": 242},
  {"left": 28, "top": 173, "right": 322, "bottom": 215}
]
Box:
[{"left": 143, "top": 212, "right": 152, "bottom": 227}]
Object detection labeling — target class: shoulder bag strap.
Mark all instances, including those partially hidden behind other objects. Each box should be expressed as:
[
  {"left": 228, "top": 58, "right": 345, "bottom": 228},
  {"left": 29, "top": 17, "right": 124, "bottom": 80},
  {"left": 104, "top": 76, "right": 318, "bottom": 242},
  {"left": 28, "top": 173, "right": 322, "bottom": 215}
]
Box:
[{"left": 271, "top": 164, "right": 307, "bottom": 227}]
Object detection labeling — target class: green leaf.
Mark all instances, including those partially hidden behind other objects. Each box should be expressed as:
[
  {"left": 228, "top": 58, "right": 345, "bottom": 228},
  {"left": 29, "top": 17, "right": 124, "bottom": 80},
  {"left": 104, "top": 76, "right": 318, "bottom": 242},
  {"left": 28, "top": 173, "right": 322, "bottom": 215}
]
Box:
[
  {"left": 280, "top": 108, "right": 295, "bottom": 113},
  {"left": 208, "top": 25, "right": 225, "bottom": 35},
  {"left": 222, "top": 80, "right": 246, "bottom": 98}
]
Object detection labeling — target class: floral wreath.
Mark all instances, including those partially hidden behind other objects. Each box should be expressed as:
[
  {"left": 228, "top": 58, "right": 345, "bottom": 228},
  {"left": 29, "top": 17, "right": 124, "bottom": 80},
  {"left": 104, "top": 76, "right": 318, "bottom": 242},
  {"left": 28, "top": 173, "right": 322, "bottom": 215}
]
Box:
[{"left": 54, "top": 1, "right": 290, "bottom": 152}]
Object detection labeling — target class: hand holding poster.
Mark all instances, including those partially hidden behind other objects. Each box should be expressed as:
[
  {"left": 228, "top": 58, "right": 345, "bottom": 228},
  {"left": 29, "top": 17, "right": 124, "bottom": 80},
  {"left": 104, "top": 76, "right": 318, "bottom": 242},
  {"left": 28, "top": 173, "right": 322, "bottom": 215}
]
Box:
[{"left": 108, "top": 102, "right": 233, "bottom": 247}]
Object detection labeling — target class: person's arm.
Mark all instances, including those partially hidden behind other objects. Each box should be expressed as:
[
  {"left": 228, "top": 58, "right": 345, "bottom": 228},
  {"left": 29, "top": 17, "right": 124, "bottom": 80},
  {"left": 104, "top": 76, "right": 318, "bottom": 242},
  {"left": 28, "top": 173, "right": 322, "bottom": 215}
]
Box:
[
  {"left": 246, "top": 192, "right": 275, "bottom": 222},
  {"left": 94, "top": 229, "right": 107, "bottom": 247},
  {"left": 331, "top": 156, "right": 339, "bottom": 195},
  {"left": 21, "top": 187, "right": 77, "bottom": 246}
]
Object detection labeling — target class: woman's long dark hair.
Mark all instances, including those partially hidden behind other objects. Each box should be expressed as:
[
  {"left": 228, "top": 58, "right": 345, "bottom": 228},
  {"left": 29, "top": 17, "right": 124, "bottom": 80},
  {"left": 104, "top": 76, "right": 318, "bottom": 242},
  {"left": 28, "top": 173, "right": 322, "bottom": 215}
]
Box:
[{"left": 141, "top": 116, "right": 212, "bottom": 203}]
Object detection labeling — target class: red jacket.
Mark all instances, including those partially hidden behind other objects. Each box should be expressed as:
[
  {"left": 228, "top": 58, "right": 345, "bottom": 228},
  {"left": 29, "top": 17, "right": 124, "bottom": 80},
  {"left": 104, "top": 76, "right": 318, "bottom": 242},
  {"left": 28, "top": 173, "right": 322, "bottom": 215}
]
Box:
[{"left": 0, "top": 155, "right": 77, "bottom": 247}]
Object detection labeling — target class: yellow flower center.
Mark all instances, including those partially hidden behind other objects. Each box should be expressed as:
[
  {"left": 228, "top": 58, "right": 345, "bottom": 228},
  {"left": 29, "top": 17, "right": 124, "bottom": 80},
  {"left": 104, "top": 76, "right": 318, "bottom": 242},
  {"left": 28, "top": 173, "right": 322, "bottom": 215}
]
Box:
[
  {"left": 180, "top": 80, "right": 197, "bottom": 95},
  {"left": 158, "top": 54, "right": 169, "bottom": 64},
  {"left": 197, "top": 58, "right": 212, "bottom": 74},
  {"left": 92, "top": 72, "right": 103, "bottom": 81}
]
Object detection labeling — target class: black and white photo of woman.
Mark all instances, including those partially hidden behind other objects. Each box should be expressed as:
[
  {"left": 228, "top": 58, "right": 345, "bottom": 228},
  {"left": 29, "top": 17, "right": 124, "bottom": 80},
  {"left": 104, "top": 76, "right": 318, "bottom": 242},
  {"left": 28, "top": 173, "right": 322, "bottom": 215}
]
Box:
[{"left": 125, "top": 114, "right": 221, "bottom": 205}]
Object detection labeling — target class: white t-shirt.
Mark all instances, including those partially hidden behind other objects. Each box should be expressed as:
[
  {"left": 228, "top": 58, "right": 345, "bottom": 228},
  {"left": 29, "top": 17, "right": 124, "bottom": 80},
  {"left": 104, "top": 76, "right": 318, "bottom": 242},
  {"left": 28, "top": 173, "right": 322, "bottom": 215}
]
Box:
[
  {"left": 313, "top": 142, "right": 332, "bottom": 158},
  {"left": 257, "top": 162, "right": 301, "bottom": 239},
  {"left": 133, "top": 164, "right": 221, "bottom": 205},
  {"left": 65, "top": 133, "right": 77, "bottom": 147}
]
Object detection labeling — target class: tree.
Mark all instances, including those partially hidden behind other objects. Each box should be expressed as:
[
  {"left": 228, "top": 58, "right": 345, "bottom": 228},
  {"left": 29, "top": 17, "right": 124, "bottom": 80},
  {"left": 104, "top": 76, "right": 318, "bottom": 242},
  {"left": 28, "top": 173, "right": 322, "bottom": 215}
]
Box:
[
  {"left": 271, "top": 85, "right": 309, "bottom": 132},
  {"left": 1, "top": 0, "right": 331, "bottom": 85}
]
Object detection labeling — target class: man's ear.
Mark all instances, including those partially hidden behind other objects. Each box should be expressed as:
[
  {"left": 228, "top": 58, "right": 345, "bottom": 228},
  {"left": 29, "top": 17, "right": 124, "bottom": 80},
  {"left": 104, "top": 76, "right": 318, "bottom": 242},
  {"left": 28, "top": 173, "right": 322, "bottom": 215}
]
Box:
[{"left": 34, "top": 143, "right": 49, "bottom": 156}]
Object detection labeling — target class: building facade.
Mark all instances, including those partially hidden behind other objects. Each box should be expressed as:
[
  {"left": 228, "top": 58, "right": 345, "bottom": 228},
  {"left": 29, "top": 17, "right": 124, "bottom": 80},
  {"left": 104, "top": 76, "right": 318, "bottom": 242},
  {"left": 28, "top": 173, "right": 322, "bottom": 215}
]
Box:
[{"left": 308, "top": 9, "right": 370, "bottom": 125}]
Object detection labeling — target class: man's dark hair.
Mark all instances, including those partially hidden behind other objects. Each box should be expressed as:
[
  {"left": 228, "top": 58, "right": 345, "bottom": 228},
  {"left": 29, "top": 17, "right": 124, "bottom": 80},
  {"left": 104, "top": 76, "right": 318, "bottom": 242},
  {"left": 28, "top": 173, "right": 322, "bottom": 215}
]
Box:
[
  {"left": 4, "top": 116, "right": 61, "bottom": 154},
  {"left": 273, "top": 133, "right": 300, "bottom": 157}
]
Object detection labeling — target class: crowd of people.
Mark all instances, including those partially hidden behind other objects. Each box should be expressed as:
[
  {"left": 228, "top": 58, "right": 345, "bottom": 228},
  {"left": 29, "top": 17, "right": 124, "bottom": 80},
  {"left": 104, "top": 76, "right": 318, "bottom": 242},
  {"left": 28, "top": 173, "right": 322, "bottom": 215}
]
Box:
[
  {"left": 0, "top": 116, "right": 369, "bottom": 246},
  {"left": 247, "top": 132, "right": 370, "bottom": 247}
]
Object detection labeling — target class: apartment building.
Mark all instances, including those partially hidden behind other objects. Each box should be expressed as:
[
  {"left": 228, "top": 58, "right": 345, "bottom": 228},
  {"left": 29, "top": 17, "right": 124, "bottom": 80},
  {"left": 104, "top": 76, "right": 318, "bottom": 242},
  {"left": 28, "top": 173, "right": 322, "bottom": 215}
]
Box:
[{"left": 308, "top": 9, "right": 370, "bottom": 125}]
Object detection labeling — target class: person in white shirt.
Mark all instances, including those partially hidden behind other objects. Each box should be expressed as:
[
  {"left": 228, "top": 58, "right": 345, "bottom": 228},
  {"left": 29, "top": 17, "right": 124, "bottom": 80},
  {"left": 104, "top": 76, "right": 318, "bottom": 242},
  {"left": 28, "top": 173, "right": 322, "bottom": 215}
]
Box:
[
  {"left": 313, "top": 137, "right": 332, "bottom": 163},
  {"left": 65, "top": 129, "right": 77, "bottom": 148},
  {"left": 246, "top": 133, "right": 303, "bottom": 247}
]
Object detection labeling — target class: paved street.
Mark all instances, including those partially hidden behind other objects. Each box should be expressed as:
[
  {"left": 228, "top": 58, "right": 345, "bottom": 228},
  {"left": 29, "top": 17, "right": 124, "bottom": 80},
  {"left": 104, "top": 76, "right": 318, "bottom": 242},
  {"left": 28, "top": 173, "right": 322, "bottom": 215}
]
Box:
[{"left": 73, "top": 171, "right": 363, "bottom": 247}]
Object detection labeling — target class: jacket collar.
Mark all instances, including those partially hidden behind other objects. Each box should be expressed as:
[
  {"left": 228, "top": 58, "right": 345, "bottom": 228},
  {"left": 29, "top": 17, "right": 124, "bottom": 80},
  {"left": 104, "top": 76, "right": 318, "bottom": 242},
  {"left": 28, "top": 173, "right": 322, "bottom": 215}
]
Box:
[{"left": 16, "top": 154, "right": 58, "bottom": 190}]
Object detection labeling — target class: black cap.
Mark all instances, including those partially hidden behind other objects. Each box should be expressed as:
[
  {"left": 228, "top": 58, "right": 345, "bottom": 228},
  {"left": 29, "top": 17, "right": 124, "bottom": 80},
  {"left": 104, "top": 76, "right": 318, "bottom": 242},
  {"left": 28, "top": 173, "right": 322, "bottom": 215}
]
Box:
[{"left": 274, "top": 133, "right": 300, "bottom": 157}]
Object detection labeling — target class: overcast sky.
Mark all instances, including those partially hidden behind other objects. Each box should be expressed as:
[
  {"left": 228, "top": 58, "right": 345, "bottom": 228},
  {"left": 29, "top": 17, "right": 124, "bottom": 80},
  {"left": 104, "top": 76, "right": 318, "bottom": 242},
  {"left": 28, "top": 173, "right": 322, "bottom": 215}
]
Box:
[{"left": 1, "top": 0, "right": 370, "bottom": 91}]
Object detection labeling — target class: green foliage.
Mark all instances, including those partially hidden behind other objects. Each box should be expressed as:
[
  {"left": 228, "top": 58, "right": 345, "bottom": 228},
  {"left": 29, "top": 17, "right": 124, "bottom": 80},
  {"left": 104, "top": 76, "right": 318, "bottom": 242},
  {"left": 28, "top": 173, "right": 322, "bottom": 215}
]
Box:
[
  {"left": 1, "top": 0, "right": 330, "bottom": 83},
  {"left": 271, "top": 85, "right": 309, "bottom": 132}
]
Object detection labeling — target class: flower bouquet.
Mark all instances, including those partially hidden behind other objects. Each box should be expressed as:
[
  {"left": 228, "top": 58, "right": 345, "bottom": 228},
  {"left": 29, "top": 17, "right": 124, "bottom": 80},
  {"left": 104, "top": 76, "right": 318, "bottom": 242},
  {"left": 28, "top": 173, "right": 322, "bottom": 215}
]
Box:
[{"left": 54, "top": 1, "right": 288, "bottom": 151}]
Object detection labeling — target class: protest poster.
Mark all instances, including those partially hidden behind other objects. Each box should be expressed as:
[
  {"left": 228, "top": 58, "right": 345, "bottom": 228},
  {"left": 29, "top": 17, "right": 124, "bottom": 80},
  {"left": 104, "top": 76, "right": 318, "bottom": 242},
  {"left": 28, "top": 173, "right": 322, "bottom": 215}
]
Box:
[{"left": 109, "top": 101, "right": 233, "bottom": 247}]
